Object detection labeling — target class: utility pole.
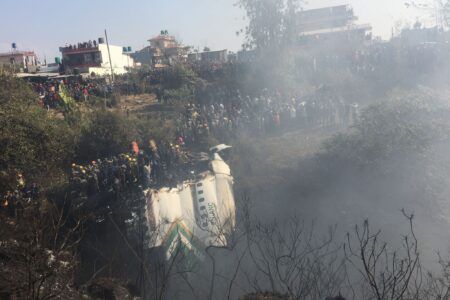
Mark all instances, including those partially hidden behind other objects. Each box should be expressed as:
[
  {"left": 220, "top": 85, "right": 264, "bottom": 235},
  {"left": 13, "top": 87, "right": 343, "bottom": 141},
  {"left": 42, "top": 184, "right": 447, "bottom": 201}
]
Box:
[{"left": 104, "top": 29, "right": 115, "bottom": 83}]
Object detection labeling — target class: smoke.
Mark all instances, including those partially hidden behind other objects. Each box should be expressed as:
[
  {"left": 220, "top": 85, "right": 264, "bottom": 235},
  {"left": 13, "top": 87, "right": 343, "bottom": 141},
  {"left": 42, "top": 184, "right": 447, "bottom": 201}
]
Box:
[{"left": 139, "top": 3, "right": 450, "bottom": 298}]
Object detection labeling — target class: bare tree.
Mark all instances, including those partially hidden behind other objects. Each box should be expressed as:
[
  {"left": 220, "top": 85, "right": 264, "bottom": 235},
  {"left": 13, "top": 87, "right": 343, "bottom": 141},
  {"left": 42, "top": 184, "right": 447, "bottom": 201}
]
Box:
[
  {"left": 344, "top": 210, "right": 422, "bottom": 300},
  {"left": 421, "top": 253, "right": 450, "bottom": 299},
  {"left": 405, "top": 0, "right": 450, "bottom": 29},
  {"left": 0, "top": 198, "right": 86, "bottom": 299},
  {"left": 241, "top": 214, "right": 346, "bottom": 300}
]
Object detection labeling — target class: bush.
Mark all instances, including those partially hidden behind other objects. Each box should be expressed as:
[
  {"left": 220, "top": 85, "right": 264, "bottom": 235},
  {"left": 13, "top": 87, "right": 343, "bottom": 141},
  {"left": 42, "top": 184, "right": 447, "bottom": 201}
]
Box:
[
  {"left": 319, "top": 92, "right": 450, "bottom": 170},
  {"left": 76, "top": 110, "right": 136, "bottom": 163},
  {"left": 0, "top": 75, "right": 75, "bottom": 194}
]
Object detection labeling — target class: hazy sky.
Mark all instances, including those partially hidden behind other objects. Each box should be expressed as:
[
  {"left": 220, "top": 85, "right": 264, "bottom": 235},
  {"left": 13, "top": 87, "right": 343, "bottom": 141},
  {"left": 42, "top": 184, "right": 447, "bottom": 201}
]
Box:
[{"left": 0, "top": 0, "right": 431, "bottom": 60}]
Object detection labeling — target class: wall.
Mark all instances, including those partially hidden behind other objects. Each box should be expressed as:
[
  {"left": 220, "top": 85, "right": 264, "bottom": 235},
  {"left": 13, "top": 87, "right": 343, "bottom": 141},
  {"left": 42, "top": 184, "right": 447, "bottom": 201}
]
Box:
[
  {"left": 200, "top": 50, "right": 228, "bottom": 63},
  {"left": 88, "top": 66, "right": 129, "bottom": 76},
  {"left": 98, "top": 44, "right": 134, "bottom": 70},
  {"left": 89, "top": 44, "right": 134, "bottom": 75}
]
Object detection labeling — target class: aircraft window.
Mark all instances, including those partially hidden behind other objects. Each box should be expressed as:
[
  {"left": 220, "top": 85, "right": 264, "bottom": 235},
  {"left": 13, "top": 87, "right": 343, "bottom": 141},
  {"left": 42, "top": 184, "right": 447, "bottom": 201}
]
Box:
[
  {"left": 199, "top": 198, "right": 205, "bottom": 202},
  {"left": 198, "top": 190, "right": 204, "bottom": 195},
  {"left": 197, "top": 183, "right": 203, "bottom": 187}
]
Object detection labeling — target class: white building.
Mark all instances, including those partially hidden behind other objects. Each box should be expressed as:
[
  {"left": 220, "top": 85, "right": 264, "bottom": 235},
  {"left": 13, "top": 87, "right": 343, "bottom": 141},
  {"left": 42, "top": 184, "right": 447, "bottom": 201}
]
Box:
[{"left": 60, "top": 39, "right": 135, "bottom": 75}]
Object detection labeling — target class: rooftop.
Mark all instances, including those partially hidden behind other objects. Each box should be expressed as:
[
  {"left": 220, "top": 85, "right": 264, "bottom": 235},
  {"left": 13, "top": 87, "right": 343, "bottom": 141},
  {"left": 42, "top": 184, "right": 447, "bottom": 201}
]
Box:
[
  {"left": 60, "top": 40, "right": 101, "bottom": 54},
  {"left": 148, "top": 35, "right": 176, "bottom": 42},
  {"left": 298, "top": 4, "right": 351, "bottom": 16},
  {"left": 60, "top": 47, "right": 99, "bottom": 54},
  {"left": 300, "top": 23, "right": 372, "bottom": 36},
  {"left": 0, "top": 51, "right": 36, "bottom": 57}
]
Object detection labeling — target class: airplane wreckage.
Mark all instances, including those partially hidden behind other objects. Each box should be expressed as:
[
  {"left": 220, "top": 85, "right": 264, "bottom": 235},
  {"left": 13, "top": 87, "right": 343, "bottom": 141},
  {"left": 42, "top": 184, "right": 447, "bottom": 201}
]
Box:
[{"left": 143, "top": 145, "right": 236, "bottom": 260}]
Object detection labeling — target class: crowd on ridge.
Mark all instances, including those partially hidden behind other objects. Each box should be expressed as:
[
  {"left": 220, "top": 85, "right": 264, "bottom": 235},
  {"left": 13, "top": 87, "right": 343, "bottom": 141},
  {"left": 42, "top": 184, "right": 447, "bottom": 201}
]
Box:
[
  {"left": 32, "top": 78, "right": 114, "bottom": 109},
  {"left": 7, "top": 62, "right": 363, "bottom": 207},
  {"left": 67, "top": 83, "right": 359, "bottom": 200},
  {"left": 1, "top": 137, "right": 193, "bottom": 216},
  {"left": 177, "top": 86, "right": 359, "bottom": 144},
  {"left": 69, "top": 139, "right": 194, "bottom": 199},
  {"left": 30, "top": 76, "right": 149, "bottom": 111},
  {"left": 299, "top": 41, "right": 446, "bottom": 77}
]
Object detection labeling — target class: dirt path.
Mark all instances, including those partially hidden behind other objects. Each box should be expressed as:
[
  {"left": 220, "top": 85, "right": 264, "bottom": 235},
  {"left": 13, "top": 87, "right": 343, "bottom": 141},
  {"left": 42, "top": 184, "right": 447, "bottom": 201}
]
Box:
[{"left": 116, "top": 94, "right": 157, "bottom": 112}]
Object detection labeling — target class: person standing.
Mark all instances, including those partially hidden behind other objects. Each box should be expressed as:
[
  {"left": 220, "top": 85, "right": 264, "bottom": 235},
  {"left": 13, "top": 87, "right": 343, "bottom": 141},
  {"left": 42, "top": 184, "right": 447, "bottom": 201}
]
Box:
[{"left": 82, "top": 87, "right": 89, "bottom": 102}]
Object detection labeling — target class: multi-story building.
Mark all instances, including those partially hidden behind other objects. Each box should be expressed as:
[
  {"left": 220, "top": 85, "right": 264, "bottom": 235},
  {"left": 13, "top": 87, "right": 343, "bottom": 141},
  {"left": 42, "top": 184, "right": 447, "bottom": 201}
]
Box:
[
  {"left": 0, "top": 51, "right": 38, "bottom": 72},
  {"left": 297, "top": 5, "right": 372, "bottom": 43},
  {"left": 132, "top": 32, "right": 190, "bottom": 68},
  {"left": 149, "top": 34, "right": 178, "bottom": 49},
  {"left": 60, "top": 38, "right": 134, "bottom": 75},
  {"left": 132, "top": 46, "right": 154, "bottom": 66},
  {"left": 188, "top": 49, "right": 228, "bottom": 64}
]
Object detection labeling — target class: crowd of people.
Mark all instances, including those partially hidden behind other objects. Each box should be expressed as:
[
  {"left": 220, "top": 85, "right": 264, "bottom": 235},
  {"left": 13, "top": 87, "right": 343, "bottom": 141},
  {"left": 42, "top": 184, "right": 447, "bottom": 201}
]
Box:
[
  {"left": 175, "top": 86, "right": 360, "bottom": 145},
  {"left": 1, "top": 136, "right": 196, "bottom": 213},
  {"left": 1, "top": 173, "right": 39, "bottom": 217},
  {"left": 63, "top": 79, "right": 113, "bottom": 101},
  {"left": 60, "top": 40, "right": 99, "bottom": 51},
  {"left": 30, "top": 75, "right": 152, "bottom": 112},
  {"left": 30, "top": 77, "right": 115, "bottom": 110},
  {"left": 17, "top": 52, "right": 365, "bottom": 204},
  {"left": 300, "top": 40, "right": 447, "bottom": 78},
  {"left": 71, "top": 154, "right": 139, "bottom": 198},
  {"left": 68, "top": 85, "right": 352, "bottom": 197},
  {"left": 33, "top": 81, "right": 64, "bottom": 109},
  {"left": 69, "top": 139, "right": 195, "bottom": 199}
]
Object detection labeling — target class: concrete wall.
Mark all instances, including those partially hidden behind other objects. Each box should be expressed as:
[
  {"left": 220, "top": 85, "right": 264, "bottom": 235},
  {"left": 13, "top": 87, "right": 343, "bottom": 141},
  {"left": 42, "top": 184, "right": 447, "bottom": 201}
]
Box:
[
  {"left": 88, "top": 66, "right": 128, "bottom": 76},
  {"left": 98, "top": 44, "right": 134, "bottom": 69},
  {"left": 0, "top": 53, "right": 37, "bottom": 68},
  {"left": 85, "top": 44, "right": 134, "bottom": 75}
]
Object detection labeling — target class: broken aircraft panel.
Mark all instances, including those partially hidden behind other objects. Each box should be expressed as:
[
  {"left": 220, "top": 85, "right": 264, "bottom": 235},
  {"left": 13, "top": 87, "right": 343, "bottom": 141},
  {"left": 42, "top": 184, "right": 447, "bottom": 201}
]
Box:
[{"left": 144, "top": 148, "right": 236, "bottom": 260}]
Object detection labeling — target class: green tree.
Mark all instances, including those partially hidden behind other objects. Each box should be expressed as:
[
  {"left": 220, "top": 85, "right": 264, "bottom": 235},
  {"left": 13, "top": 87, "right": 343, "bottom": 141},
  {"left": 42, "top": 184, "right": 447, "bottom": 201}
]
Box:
[
  {"left": 238, "top": 0, "right": 301, "bottom": 50},
  {"left": 160, "top": 65, "right": 199, "bottom": 90},
  {"left": 319, "top": 92, "right": 450, "bottom": 169}
]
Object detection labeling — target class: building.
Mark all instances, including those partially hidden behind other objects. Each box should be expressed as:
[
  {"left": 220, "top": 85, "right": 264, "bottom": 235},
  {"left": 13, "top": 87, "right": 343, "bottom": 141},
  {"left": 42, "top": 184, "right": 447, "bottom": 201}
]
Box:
[
  {"left": 399, "top": 26, "right": 443, "bottom": 46},
  {"left": 187, "top": 52, "right": 200, "bottom": 62},
  {"left": 199, "top": 49, "right": 228, "bottom": 63},
  {"left": 131, "top": 46, "right": 154, "bottom": 66},
  {"left": 60, "top": 38, "right": 135, "bottom": 76},
  {"left": 237, "top": 49, "right": 259, "bottom": 63},
  {"left": 297, "top": 5, "right": 372, "bottom": 43},
  {"left": 132, "top": 31, "right": 190, "bottom": 68},
  {"left": 149, "top": 33, "right": 178, "bottom": 49},
  {"left": 188, "top": 49, "right": 229, "bottom": 64},
  {"left": 0, "top": 51, "right": 38, "bottom": 72}
]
